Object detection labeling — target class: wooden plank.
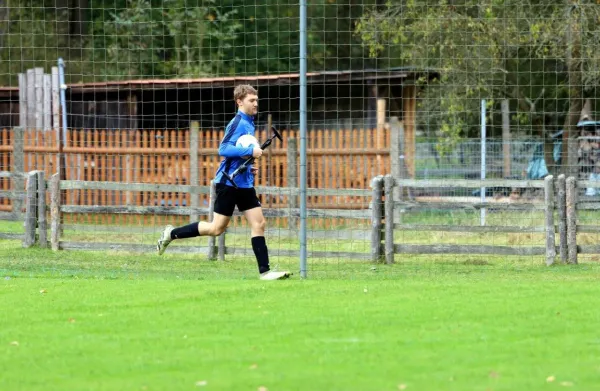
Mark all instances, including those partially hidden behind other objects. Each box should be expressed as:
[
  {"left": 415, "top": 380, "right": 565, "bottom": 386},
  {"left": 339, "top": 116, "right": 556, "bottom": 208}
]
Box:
[
  {"left": 217, "top": 230, "right": 225, "bottom": 261},
  {"left": 60, "top": 205, "right": 211, "bottom": 216},
  {"left": 43, "top": 73, "right": 51, "bottom": 131},
  {"left": 0, "top": 211, "right": 16, "bottom": 221},
  {"left": 287, "top": 137, "right": 298, "bottom": 229},
  {"left": 574, "top": 202, "right": 600, "bottom": 210},
  {"left": 394, "top": 244, "right": 546, "bottom": 256},
  {"left": 37, "top": 171, "right": 47, "bottom": 248},
  {"left": 207, "top": 181, "right": 216, "bottom": 260},
  {"left": 189, "top": 121, "right": 199, "bottom": 222},
  {"left": 566, "top": 176, "right": 578, "bottom": 264},
  {"left": 577, "top": 180, "right": 600, "bottom": 188},
  {"left": 544, "top": 175, "right": 555, "bottom": 265},
  {"left": 395, "top": 201, "right": 545, "bottom": 211},
  {"left": 578, "top": 246, "right": 600, "bottom": 254},
  {"left": 26, "top": 69, "right": 35, "bottom": 128},
  {"left": 57, "top": 241, "right": 371, "bottom": 260},
  {"left": 18, "top": 73, "right": 27, "bottom": 127},
  {"left": 221, "top": 246, "right": 371, "bottom": 260},
  {"left": 396, "top": 179, "right": 546, "bottom": 189},
  {"left": 50, "top": 173, "right": 60, "bottom": 251},
  {"left": 0, "top": 190, "right": 25, "bottom": 200},
  {"left": 301, "top": 188, "right": 371, "bottom": 197},
  {"left": 371, "top": 176, "right": 383, "bottom": 262},
  {"left": 556, "top": 174, "right": 567, "bottom": 263},
  {"left": 23, "top": 171, "right": 38, "bottom": 248},
  {"left": 58, "top": 180, "right": 371, "bottom": 198},
  {"left": 34, "top": 68, "right": 44, "bottom": 130},
  {"left": 59, "top": 204, "right": 371, "bottom": 219},
  {"left": 59, "top": 241, "right": 210, "bottom": 254},
  {"left": 403, "top": 85, "right": 416, "bottom": 177},
  {"left": 0, "top": 233, "right": 23, "bottom": 240},
  {"left": 384, "top": 175, "right": 394, "bottom": 264},
  {"left": 51, "top": 67, "right": 60, "bottom": 130},
  {"left": 576, "top": 225, "right": 600, "bottom": 233},
  {"left": 60, "top": 223, "right": 372, "bottom": 241},
  {"left": 393, "top": 224, "right": 546, "bottom": 233},
  {"left": 12, "top": 127, "right": 25, "bottom": 219},
  {"left": 59, "top": 180, "right": 212, "bottom": 194}
]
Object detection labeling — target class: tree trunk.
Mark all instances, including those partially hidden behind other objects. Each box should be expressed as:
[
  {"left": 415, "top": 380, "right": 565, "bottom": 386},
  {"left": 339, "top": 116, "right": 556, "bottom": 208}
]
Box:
[
  {"left": 69, "top": 0, "right": 88, "bottom": 51},
  {"left": 561, "top": 4, "right": 583, "bottom": 178},
  {"left": 544, "top": 133, "right": 556, "bottom": 176}
]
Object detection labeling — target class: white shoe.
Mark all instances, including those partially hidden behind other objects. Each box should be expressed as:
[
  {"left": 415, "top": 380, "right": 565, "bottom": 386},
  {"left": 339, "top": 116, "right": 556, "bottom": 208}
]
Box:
[
  {"left": 157, "top": 225, "right": 174, "bottom": 255},
  {"left": 259, "top": 270, "right": 292, "bottom": 280}
]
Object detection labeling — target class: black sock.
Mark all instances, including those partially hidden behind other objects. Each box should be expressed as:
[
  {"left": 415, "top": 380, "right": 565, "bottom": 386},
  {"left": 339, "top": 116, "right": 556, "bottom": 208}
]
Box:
[
  {"left": 170, "top": 223, "right": 200, "bottom": 239},
  {"left": 251, "top": 236, "right": 270, "bottom": 274}
]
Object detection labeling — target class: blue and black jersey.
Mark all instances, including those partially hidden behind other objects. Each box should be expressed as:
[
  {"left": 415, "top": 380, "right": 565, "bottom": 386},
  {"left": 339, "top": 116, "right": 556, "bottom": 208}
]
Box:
[{"left": 214, "top": 110, "right": 257, "bottom": 188}]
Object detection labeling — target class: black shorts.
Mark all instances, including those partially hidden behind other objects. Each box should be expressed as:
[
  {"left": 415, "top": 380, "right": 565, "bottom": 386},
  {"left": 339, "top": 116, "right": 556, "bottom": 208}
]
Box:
[{"left": 213, "top": 183, "right": 262, "bottom": 217}]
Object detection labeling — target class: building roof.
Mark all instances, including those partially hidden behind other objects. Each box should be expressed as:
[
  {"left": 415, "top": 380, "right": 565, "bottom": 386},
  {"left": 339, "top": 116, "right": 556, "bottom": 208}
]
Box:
[{"left": 0, "top": 67, "right": 439, "bottom": 96}]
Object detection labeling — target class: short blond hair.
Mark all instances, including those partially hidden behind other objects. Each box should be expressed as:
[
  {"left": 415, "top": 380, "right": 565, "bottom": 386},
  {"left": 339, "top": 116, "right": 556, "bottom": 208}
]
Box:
[{"left": 234, "top": 84, "right": 258, "bottom": 103}]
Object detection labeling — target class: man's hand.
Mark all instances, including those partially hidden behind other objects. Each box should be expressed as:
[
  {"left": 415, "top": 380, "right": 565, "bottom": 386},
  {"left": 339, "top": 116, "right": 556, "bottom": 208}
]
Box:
[
  {"left": 252, "top": 147, "right": 263, "bottom": 158},
  {"left": 250, "top": 167, "right": 259, "bottom": 175}
]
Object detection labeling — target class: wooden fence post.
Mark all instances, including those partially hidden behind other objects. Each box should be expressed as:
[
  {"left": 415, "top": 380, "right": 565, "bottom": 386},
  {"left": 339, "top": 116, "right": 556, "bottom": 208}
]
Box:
[
  {"left": 18, "top": 74, "right": 27, "bottom": 127},
  {"left": 218, "top": 230, "right": 226, "bottom": 261},
  {"left": 384, "top": 174, "right": 395, "bottom": 264},
  {"left": 37, "top": 171, "right": 47, "bottom": 248},
  {"left": 34, "top": 68, "right": 44, "bottom": 131},
  {"left": 287, "top": 137, "right": 298, "bottom": 230},
  {"left": 12, "top": 127, "right": 25, "bottom": 220},
  {"left": 566, "top": 176, "right": 578, "bottom": 264},
  {"left": 23, "top": 171, "right": 38, "bottom": 248},
  {"left": 544, "top": 175, "right": 555, "bottom": 265},
  {"left": 556, "top": 174, "right": 567, "bottom": 263},
  {"left": 26, "top": 69, "right": 35, "bottom": 128},
  {"left": 189, "top": 121, "right": 199, "bottom": 223},
  {"left": 50, "top": 173, "right": 61, "bottom": 251},
  {"left": 207, "top": 180, "right": 217, "bottom": 260},
  {"left": 370, "top": 175, "right": 384, "bottom": 262}
]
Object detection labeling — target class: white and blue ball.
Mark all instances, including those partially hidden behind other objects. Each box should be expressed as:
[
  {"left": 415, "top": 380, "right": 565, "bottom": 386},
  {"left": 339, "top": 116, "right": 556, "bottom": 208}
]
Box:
[{"left": 236, "top": 134, "right": 259, "bottom": 149}]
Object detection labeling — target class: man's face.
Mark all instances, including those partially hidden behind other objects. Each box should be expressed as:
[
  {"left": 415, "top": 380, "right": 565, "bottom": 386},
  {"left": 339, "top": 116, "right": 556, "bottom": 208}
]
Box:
[{"left": 238, "top": 93, "right": 258, "bottom": 116}]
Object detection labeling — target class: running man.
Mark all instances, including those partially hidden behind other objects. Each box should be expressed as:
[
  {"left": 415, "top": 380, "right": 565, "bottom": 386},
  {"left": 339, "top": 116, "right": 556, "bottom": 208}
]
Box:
[{"left": 156, "top": 84, "right": 291, "bottom": 280}]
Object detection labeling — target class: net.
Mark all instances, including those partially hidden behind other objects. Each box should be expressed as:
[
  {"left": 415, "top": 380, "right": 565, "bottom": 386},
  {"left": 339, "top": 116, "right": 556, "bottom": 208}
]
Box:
[{"left": 1, "top": 1, "right": 600, "bottom": 279}]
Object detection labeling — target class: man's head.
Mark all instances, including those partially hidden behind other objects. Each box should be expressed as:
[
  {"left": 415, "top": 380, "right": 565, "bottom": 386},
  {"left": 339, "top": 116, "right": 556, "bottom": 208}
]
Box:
[{"left": 234, "top": 84, "right": 258, "bottom": 117}]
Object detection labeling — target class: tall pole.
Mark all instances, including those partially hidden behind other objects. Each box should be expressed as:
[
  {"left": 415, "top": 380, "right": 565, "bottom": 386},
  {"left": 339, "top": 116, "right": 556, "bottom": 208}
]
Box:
[
  {"left": 480, "top": 99, "right": 486, "bottom": 226},
  {"left": 299, "top": 0, "right": 308, "bottom": 278}
]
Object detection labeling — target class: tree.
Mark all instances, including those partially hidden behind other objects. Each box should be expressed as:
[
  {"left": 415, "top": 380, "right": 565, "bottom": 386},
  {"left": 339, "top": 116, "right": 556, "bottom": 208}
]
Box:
[
  {"left": 96, "top": 0, "right": 241, "bottom": 79},
  {"left": 355, "top": 0, "right": 600, "bottom": 174}
]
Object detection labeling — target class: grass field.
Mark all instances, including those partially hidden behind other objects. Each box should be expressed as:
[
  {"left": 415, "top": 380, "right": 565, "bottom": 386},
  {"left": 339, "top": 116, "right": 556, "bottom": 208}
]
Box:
[{"left": 3, "top": 231, "right": 600, "bottom": 391}]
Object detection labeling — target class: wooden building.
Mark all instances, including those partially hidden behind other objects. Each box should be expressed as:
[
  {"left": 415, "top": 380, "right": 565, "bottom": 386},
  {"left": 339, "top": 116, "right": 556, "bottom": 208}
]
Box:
[{"left": 1, "top": 67, "right": 437, "bottom": 129}]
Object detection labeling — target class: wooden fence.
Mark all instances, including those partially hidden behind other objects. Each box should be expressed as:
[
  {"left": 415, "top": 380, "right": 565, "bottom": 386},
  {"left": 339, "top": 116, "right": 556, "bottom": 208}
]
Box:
[
  {"left": 8, "top": 171, "right": 591, "bottom": 264},
  {"left": 0, "top": 124, "right": 398, "bottom": 225},
  {"left": 13, "top": 172, "right": 375, "bottom": 261},
  {"left": 370, "top": 174, "right": 599, "bottom": 264}
]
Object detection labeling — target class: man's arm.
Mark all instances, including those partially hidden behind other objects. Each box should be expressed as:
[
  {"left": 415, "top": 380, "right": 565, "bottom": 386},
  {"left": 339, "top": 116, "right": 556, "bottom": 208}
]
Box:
[
  {"left": 219, "top": 142, "right": 254, "bottom": 158},
  {"left": 218, "top": 121, "right": 254, "bottom": 158}
]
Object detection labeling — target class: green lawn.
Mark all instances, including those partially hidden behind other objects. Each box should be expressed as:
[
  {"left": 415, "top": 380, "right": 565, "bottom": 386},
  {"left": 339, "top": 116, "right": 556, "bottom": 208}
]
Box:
[{"left": 2, "top": 235, "right": 600, "bottom": 390}]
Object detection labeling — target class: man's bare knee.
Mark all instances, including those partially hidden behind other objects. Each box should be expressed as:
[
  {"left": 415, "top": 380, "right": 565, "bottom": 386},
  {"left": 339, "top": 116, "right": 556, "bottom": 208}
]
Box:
[
  {"left": 251, "top": 218, "right": 266, "bottom": 233},
  {"left": 199, "top": 215, "right": 229, "bottom": 236},
  {"left": 210, "top": 223, "right": 227, "bottom": 236}
]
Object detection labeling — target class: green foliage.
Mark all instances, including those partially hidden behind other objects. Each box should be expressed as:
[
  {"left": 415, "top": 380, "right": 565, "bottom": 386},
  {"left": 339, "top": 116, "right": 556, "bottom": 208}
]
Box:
[
  {"left": 0, "top": 0, "right": 374, "bottom": 84},
  {"left": 355, "top": 0, "right": 600, "bottom": 143},
  {"left": 94, "top": 0, "right": 241, "bottom": 80}
]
